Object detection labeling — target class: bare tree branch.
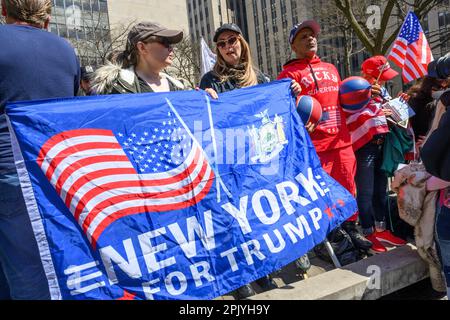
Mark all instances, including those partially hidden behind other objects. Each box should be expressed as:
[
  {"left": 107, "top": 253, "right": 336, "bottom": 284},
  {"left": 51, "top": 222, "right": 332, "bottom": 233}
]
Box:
[
  {"left": 313, "top": 1, "right": 370, "bottom": 76},
  {"left": 70, "top": 8, "right": 135, "bottom": 66},
  {"left": 168, "top": 37, "right": 201, "bottom": 89},
  {"left": 373, "top": 0, "right": 396, "bottom": 53},
  {"left": 334, "top": 0, "right": 444, "bottom": 55}
]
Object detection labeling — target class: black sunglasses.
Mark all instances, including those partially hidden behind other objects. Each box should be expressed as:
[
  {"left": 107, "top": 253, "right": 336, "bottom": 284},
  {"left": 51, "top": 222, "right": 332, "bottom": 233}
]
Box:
[
  {"left": 147, "top": 37, "right": 173, "bottom": 49},
  {"left": 216, "top": 36, "right": 239, "bottom": 49}
]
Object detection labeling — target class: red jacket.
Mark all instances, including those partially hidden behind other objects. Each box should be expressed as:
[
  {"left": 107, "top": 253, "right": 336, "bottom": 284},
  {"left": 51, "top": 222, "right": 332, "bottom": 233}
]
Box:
[{"left": 277, "top": 56, "right": 352, "bottom": 153}]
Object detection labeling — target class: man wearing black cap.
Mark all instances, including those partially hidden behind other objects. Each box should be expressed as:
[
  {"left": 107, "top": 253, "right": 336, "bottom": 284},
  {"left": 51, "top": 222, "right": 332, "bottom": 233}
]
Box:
[{"left": 278, "top": 21, "right": 372, "bottom": 254}]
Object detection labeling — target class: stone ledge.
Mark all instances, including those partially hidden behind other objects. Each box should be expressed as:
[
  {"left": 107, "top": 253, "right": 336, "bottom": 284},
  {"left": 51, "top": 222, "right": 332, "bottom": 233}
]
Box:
[{"left": 248, "top": 244, "right": 429, "bottom": 300}]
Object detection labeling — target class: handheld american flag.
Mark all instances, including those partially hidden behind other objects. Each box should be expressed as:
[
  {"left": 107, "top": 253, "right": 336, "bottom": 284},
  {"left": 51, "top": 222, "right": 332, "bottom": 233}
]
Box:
[
  {"left": 37, "top": 109, "right": 214, "bottom": 249},
  {"left": 387, "top": 11, "right": 434, "bottom": 83}
]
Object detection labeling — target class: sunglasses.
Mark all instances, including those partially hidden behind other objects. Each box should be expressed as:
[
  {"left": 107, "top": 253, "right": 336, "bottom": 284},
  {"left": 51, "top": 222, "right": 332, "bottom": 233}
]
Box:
[
  {"left": 147, "top": 37, "right": 173, "bottom": 49},
  {"left": 216, "top": 36, "right": 239, "bottom": 49}
]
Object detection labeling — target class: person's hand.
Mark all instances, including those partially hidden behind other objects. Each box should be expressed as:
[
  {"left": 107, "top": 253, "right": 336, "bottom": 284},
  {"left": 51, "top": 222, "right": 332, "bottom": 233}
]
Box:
[
  {"left": 305, "top": 122, "right": 317, "bottom": 133},
  {"left": 205, "top": 88, "right": 219, "bottom": 99},
  {"left": 382, "top": 108, "right": 393, "bottom": 117},
  {"left": 291, "top": 80, "right": 302, "bottom": 97},
  {"left": 397, "top": 92, "right": 410, "bottom": 102},
  {"left": 414, "top": 135, "right": 426, "bottom": 159},
  {"left": 371, "top": 84, "right": 382, "bottom": 97},
  {"left": 196, "top": 87, "right": 219, "bottom": 99},
  {"left": 416, "top": 135, "right": 426, "bottom": 148}
]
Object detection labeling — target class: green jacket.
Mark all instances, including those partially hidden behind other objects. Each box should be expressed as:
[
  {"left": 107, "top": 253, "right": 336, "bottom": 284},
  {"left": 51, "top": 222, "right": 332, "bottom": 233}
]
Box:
[{"left": 381, "top": 125, "right": 414, "bottom": 177}]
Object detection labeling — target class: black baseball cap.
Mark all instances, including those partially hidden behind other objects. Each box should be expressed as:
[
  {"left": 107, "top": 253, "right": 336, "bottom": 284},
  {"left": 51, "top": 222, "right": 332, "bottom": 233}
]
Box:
[
  {"left": 213, "top": 23, "right": 242, "bottom": 42},
  {"left": 427, "top": 54, "right": 450, "bottom": 80},
  {"left": 80, "top": 65, "right": 95, "bottom": 80}
]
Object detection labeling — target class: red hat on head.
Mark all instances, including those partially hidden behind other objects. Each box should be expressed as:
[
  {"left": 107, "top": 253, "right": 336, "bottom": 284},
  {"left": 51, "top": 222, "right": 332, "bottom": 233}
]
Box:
[{"left": 362, "top": 56, "right": 398, "bottom": 81}]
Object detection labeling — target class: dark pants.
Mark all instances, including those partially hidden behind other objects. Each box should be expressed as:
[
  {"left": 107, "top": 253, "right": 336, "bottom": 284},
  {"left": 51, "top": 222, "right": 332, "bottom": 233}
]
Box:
[
  {"left": 0, "top": 171, "right": 50, "bottom": 300},
  {"left": 436, "top": 205, "right": 450, "bottom": 297},
  {"left": 355, "top": 143, "right": 388, "bottom": 232}
]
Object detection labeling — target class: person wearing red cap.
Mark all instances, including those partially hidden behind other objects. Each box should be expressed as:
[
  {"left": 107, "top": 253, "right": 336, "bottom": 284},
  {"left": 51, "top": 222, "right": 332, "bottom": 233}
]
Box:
[
  {"left": 358, "top": 56, "right": 407, "bottom": 253},
  {"left": 278, "top": 21, "right": 372, "bottom": 254}
]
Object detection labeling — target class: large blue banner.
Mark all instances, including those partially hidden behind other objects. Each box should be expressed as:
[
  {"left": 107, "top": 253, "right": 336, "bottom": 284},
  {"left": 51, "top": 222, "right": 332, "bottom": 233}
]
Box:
[{"left": 6, "top": 79, "right": 357, "bottom": 300}]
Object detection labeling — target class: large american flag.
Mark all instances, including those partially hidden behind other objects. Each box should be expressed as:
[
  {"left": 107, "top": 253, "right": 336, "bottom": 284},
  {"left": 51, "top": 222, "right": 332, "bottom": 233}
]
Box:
[
  {"left": 387, "top": 11, "right": 433, "bottom": 83},
  {"left": 37, "top": 111, "right": 214, "bottom": 248}
]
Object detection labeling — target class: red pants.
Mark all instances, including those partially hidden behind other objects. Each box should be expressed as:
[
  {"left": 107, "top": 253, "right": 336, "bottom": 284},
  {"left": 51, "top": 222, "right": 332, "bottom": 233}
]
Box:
[{"left": 317, "top": 145, "right": 358, "bottom": 222}]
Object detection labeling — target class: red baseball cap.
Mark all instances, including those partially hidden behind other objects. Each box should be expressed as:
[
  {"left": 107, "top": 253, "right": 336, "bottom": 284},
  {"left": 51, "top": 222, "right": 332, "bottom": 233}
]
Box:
[{"left": 361, "top": 56, "right": 398, "bottom": 81}]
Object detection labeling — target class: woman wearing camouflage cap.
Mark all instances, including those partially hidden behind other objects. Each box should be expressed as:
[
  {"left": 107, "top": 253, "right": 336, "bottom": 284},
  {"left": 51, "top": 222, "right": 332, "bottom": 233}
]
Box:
[{"left": 91, "top": 21, "right": 185, "bottom": 94}]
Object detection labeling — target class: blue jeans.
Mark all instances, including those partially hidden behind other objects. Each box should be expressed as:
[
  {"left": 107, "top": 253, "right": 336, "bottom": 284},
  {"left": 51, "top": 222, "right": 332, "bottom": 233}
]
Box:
[
  {"left": 436, "top": 204, "right": 450, "bottom": 297},
  {"left": 0, "top": 171, "right": 50, "bottom": 299},
  {"left": 355, "top": 142, "right": 388, "bottom": 233}
]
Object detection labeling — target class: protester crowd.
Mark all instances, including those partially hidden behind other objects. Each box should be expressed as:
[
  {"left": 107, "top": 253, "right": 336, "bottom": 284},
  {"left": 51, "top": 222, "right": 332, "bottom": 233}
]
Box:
[{"left": 0, "top": 0, "right": 449, "bottom": 300}]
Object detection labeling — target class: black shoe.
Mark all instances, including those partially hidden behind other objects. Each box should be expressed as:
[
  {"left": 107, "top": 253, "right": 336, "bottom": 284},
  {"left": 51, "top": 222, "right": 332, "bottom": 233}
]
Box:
[
  {"left": 294, "top": 254, "right": 311, "bottom": 272},
  {"left": 233, "top": 284, "right": 255, "bottom": 299},
  {"left": 342, "top": 222, "right": 372, "bottom": 251},
  {"left": 255, "top": 276, "right": 278, "bottom": 290}
]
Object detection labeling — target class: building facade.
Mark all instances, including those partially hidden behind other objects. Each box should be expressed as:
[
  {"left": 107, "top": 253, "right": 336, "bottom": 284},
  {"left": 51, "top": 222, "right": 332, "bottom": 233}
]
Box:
[
  {"left": 49, "top": 0, "right": 111, "bottom": 66},
  {"left": 187, "top": 0, "right": 248, "bottom": 47},
  {"left": 423, "top": 0, "right": 450, "bottom": 59},
  {"left": 246, "top": 0, "right": 324, "bottom": 78},
  {"left": 107, "top": 0, "right": 189, "bottom": 34},
  {"left": 47, "top": 0, "right": 192, "bottom": 66}
]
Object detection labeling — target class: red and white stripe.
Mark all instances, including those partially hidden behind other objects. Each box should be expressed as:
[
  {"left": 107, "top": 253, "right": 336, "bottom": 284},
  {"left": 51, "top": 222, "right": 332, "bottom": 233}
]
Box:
[
  {"left": 321, "top": 108, "right": 342, "bottom": 129},
  {"left": 388, "top": 32, "right": 433, "bottom": 83},
  {"left": 37, "top": 129, "right": 214, "bottom": 248},
  {"left": 345, "top": 101, "right": 389, "bottom": 151}
]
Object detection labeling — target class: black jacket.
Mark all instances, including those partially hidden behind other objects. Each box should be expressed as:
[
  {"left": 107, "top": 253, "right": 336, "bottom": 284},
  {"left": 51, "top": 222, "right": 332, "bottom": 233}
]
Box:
[
  {"left": 199, "top": 70, "right": 270, "bottom": 94},
  {"left": 421, "top": 92, "right": 450, "bottom": 181}
]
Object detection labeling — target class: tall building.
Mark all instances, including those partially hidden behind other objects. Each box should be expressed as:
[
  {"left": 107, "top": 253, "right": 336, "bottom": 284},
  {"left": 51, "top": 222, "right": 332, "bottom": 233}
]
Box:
[
  {"left": 423, "top": 0, "right": 450, "bottom": 59},
  {"left": 187, "top": 0, "right": 248, "bottom": 47},
  {"left": 245, "top": 0, "right": 312, "bottom": 78},
  {"left": 107, "top": 0, "right": 189, "bottom": 34},
  {"left": 49, "top": 0, "right": 111, "bottom": 66}
]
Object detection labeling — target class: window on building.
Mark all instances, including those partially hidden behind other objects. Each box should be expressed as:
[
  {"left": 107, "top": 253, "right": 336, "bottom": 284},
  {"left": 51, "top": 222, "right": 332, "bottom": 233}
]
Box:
[
  {"left": 271, "top": 0, "right": 277, "bottom": 19},
  {"left": 273, "top": 22, "right": 278, "bottom": 33},
  {"left": 438, "top": 12, "right": 444, "bottom": 28},
  {"left": 99, "top": 0, "right": 107, "bottom": 12}
]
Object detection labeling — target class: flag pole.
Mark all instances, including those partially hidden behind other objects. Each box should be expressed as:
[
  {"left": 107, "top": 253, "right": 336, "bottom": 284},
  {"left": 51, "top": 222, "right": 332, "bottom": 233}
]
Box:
[{"left": 165, "top": 97, "right": 232, "bottom": 202}]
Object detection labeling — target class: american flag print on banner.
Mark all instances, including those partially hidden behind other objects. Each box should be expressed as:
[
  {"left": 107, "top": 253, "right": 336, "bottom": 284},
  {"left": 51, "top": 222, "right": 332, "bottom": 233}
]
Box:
[
  {"left": 37, "top": 111, "right": 214, "bottom": 249},
  {"left": 387, "top": 11, "right": 434, "bottom": 83}
]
